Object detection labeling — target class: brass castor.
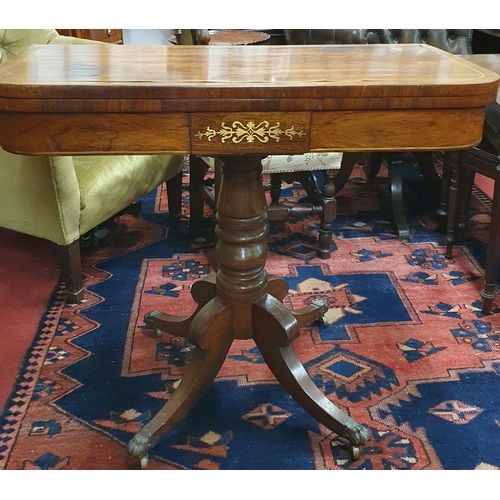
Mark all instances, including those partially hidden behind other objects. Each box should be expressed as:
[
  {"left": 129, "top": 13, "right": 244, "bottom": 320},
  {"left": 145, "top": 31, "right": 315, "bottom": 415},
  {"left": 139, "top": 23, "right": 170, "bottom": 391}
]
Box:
[{"left": 139, "top": 454, "right": 149, "bottom": 469}]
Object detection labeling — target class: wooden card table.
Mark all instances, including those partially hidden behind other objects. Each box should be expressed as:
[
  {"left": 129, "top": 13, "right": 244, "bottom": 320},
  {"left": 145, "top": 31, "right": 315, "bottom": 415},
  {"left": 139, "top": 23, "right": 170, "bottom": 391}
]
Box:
[{"left": 0, "top": 44, "right": 498, "bottom": 467}]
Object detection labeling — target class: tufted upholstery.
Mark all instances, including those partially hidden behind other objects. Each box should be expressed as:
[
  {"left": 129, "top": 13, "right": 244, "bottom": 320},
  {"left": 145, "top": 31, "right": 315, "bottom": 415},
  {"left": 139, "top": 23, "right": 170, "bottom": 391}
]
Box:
[
  {"left": 284, "top": 29, "right": 390, "bottom": 45},
  {"left": 0, "top": 29, "right": 185, "bottom": 302},
  {"left": 385, "top": 29, "right": 472, "bottom": 53},
  {"left": 284, "top": 29, "right": 472, "bottom": 54}
]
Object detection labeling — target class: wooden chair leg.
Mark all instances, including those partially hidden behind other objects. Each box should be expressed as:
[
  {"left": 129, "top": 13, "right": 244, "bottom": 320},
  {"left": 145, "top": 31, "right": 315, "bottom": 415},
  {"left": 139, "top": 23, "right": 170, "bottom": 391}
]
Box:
[
  {"left": 437, "top": 151, "right": 453, "bottom": 233},
  {"left": 318, "top": 169, "right": 337, "bottom": 259},
  {"left": 189, "top": 155, "right": 209, "bottom": 233},
  {"left": 480, "top": 166, "right": 500, "bottom": 314},
  {"left": 165, "top": 171, "right": 183, "bottom": 225},
  {"left": 456, "top": 168, "right": 476, "bottom": 243},
  {"left": 445, "top": 151, "right": 463, "bottom": 258},
  {"left": 60, "top": 240, "right": 84, "bottom": 303},
  {"left": 270, "top": 173, "right": 282, "bottom": 205}
]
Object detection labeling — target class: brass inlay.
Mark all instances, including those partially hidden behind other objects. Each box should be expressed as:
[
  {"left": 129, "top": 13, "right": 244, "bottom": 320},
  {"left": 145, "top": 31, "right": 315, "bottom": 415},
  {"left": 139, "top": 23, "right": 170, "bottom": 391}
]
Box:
[{"left": 195, "top": 121, "right": 306, "bottom": 144}]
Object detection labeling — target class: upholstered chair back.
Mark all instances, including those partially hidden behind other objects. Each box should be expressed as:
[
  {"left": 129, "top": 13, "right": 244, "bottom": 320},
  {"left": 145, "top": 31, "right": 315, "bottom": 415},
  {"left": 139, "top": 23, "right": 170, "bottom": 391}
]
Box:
[
  {"left": 385, "top": 29, "right": 472, "bottom": 54},
  {"left": 284, "top": 29, "right": 472, "bottom": 55},
  {"left": 0, "top": 29, "right": 95, "bottom": 64}
]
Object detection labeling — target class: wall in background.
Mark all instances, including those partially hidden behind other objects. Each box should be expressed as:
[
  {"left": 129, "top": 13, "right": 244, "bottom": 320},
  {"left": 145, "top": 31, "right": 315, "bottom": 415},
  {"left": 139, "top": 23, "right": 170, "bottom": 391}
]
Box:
[{"left": 122, "top": 29, "right": 174, "bottom": 45}]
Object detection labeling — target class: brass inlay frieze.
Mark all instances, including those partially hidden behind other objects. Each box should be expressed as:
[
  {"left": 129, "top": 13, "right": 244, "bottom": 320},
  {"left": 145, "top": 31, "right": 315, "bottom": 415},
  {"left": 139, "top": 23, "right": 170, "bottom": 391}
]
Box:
[{"left": 195, "top": 121, "right": 306, "bottom": 144}]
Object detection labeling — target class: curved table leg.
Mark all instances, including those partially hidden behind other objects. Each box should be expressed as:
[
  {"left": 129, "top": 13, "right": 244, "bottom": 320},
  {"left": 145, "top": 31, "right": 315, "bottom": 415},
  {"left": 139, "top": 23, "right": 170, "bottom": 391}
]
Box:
[
  {"left": 252, "top": 294, "right": 369, "bottom": 459},
  {"left": 127, "top": 297, "right": 233, "bottom": 468},
  {"left": 387, "top": 154, "right": 410, "bottom": 239},
  {"left": 267, "top": 276, "right": 328, "bottom": 327},
  {"left": 363, "top": 152, "right": 383, "bottom": 178},
  {"left": 333, "top": 152, "right": 358, "bottom": 194},
  {"left": 144, "top": 274, "right": 217, "bottom": 337}
]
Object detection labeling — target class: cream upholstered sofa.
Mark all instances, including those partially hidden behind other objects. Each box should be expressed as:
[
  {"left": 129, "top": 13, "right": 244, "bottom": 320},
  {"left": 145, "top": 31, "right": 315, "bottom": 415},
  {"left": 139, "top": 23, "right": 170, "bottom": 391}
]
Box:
[{"left": 0, "top": 29, "right": 184, "bottom": 302}]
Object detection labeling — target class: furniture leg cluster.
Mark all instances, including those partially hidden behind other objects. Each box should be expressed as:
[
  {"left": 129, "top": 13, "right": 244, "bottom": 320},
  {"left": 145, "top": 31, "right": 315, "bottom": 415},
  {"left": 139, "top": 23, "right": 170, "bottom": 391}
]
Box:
[
  {"left": 445, "top": 54, "right": 500, "bottom": 314},
  {"left": 126, "top": 155, "right": 369, "bottom": 467}
]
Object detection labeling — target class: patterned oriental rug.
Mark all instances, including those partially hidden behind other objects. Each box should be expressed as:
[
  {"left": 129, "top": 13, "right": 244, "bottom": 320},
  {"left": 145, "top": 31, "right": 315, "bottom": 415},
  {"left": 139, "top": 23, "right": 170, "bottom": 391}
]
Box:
[{"left": 2, "top": 155, "right": 500, "bottom": 470}]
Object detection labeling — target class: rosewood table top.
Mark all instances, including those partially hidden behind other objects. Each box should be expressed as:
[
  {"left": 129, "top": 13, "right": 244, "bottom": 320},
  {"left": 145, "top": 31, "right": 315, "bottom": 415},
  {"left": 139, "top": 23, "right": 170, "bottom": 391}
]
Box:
[
  {"left": 460, "top": 53, "right": 500, "bottom": 152},
  {"left": 0, "top": 43, "right": 499, "bottom": 468},
  {"left": 0, "top": 44, "right": 498, "bottom": 156}
]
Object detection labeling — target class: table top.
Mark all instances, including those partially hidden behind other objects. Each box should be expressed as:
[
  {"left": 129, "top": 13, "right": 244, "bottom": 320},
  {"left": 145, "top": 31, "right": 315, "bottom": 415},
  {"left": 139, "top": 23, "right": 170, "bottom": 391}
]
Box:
[
  {"left": 0, "top": 44, "right": 498, "bottom": 156},
  {"left": 461, "top": 53, "right": 500, "bottom": 152},
  {"left": 461, "top": 53, "right": 500, "bottom": 102},
  {"left": 0, "top": 44, "right": 498, "bottom": 111},
  {"left": 168, "top": 30, "right": 270, "bottom": 46}
]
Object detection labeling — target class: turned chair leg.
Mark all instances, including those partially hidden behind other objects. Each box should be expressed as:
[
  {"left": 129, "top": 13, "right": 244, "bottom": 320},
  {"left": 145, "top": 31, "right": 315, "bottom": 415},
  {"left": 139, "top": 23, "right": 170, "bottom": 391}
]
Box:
[
  {"left": 189, "top": 155, "right": 212, "bottom": 234},
  {"left": 445, "top": 151, "right": 464, "bottom": 259},
  {"left": 60, "top": 239, "right": 84, "bottom": 303},
  {"left": 456, "top": 168, "right": 476, "bottom": 243},
  {"left": 446, "top": 149, "right": 500, "bottom": 315},
  {"left": 165, "top": 171, "right": 183, "bottom": 225},
  {"left": 437, "top": 151, "right": 454, "bottom": 233},
  {"left": 480, "top": 165, "right": 500, "bottom": 314},
  {"left": 318, "top": 169, "right": 337, "bottom": 259},
  {"left": 270, "top": 173, "right": 282, "bottom": 205}
]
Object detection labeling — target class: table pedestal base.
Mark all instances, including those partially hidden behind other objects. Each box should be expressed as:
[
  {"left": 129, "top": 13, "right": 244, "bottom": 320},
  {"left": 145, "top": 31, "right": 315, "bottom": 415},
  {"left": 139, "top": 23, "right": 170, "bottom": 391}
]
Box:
[{"left": 126, "top": 155, "right": 369, "bottom": 468}]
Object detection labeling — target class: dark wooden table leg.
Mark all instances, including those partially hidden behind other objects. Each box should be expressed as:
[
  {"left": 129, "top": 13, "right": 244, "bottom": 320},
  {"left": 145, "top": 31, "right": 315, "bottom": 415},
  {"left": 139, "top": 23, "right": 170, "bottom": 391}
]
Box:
[
  {"left": 253, "top": 294, "right": 369, "bottom": 459},
  {"left": 127, "top": 298, "right": 233, "bottom": 468},
  {"left": 333, "top": 152, "right": 358, "bottom": 194},
  {"left": 218, "top": 155, "right": 367, "bottom": 456},
  {"left": 143, "top": 274, "right": 217, "bottom": 337},
  {"left": 456, "top": 167, "right": 476, "bottom": 243}
]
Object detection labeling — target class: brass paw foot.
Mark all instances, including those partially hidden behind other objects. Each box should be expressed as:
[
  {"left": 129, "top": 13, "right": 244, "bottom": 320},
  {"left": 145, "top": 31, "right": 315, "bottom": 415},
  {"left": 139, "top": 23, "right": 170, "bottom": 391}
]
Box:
[
  {"left": 144, "top": 310, "right": 163, "bottom": 337},
  {"left": 127, "top": 429, "right": 152, "bottom": 469},
  {"left": 311, "top": 298, "right": 328, "bottom": 326},
  {"left": 344, "top": 422, "right": 369, "bottom": 446},
  {"left": 144, "top": 310, "right": 161, "bottom": 325},
  {"left": 343, "top": 422, "right": 369, "bottom": 460},
  {"left": 341, "top": 423, "right": 369, "bottom": 461}
]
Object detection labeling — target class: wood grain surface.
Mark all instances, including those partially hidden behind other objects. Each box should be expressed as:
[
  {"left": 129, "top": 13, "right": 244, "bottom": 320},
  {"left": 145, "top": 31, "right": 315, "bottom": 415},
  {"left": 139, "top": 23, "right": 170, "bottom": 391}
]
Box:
[{"left": 0, "top": 43, "right": 498, "bottom": 155}]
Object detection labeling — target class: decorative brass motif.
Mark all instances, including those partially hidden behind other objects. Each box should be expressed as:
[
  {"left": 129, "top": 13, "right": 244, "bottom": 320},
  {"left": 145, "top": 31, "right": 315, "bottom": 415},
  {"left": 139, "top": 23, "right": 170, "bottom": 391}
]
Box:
[{"left": 195, "top": 121, "right": 306, "bottom": 144}]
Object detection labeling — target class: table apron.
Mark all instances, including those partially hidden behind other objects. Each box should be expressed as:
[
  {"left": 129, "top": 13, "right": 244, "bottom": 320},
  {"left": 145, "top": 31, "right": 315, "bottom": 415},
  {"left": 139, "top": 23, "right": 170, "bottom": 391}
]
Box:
[{"left": 0, "top": 108, "right": 487, "bottom": 155}]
